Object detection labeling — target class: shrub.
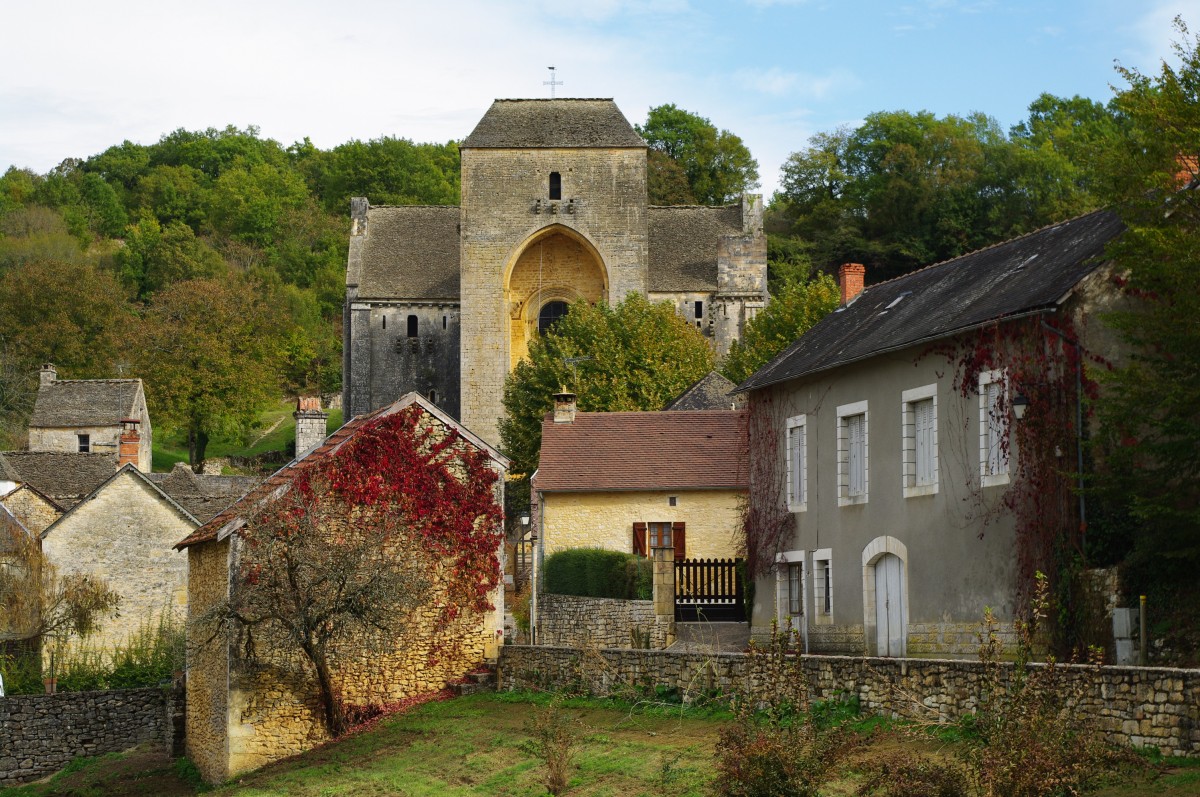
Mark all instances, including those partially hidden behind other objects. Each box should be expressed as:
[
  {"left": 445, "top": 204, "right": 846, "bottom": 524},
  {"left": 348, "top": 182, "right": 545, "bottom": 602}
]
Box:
[
  {"left": 856, "top": 753, "right": 970, "bottom": 797},
  {"left": 544, "top": 548, "right": 651, "bottom": 600},
  {"left": 520, "top": 698, "right": 580, "bottom": 796}
]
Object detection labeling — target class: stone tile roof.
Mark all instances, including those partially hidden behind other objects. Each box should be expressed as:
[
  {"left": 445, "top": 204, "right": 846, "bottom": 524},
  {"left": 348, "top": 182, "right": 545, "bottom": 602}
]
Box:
[
  {"left": 0, "top": 503, "right": 31, "bottom": 554},
  {"left": 739, "top": 209, "right": 1125, "bottom": 392},
  {"left": 356, "top": 205, "right": 460, "bottom": 301},
  {"left": 177, "top": 393, "right": 508, "bottom": 550},
  {"left": 534, "top": 410, "right": 747, "bottom": 492},
  {"left": 664, "top": 372, "right": 744, "bottom": 411},
  {"left": 0, "top": 452, "right": 117, "bottom": 509},
  {"left": 30, "top": 379, "right": 142, "bottom": 427},
  {"left": 461, "top": 99, "right": 645, "bottom": 149},
  {"left": 647, "top": 205, "right": 743, "bottom": 292},
  {"left": 44, "top": 464, "right": 201, "bottom": 537},
  {"left": 147, "top": 464, "right": 258, "bottom": 524}
]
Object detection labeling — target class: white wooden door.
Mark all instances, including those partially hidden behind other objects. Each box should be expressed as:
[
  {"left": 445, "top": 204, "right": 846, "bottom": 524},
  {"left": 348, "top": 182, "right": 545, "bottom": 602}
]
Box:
[{"left": 874, "top": 553, "right": 905, "bottom": 657}]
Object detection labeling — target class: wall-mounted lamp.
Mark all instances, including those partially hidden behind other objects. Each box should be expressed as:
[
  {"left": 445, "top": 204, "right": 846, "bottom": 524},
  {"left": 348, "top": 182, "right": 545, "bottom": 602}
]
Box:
[{"left": 1012, "top": 393, "right": 1030, "bottom": 421}]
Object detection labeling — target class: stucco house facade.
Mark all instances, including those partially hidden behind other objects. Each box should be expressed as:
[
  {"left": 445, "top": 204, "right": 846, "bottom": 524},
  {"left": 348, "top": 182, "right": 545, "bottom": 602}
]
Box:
[
  {"left": 738, "top": 209, "right": 1126, "bottom": 657},
  {"left": 176, "top": 393, "right": 508, "bottom": 783}
]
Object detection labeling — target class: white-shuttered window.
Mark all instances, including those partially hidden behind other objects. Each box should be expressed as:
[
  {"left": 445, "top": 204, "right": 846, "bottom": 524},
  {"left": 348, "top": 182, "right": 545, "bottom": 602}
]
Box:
[
  {"left": 786, "top": 414, "right": 807, "bottom": 512},
  {"left": 848, "top": 414, "right": 866, "bottom": 495},
  {"left": 837, "top": 400, "right": 869, "bottom": 505},
  {"left": 902, "top": 385, "right": 939, "bottom": 497},
  {"left": 979, "top": 369, "right": 1010, "bottom": 486}
]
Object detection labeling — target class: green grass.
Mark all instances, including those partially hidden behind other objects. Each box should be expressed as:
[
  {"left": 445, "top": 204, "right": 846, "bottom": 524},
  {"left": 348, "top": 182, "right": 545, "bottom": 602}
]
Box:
[{"left": 151, "top": 402, "right": 344, "bottom": 473}]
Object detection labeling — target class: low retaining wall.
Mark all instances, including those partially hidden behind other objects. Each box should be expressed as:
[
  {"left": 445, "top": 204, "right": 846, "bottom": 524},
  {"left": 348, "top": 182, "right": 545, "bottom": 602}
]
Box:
[
  {"left": 539, "top": 593, "right": 673, "bottom": 649},
  {"left": 498, "top": 645, "right": 1200, "bottom": 757},
  {"left": 0, "top": 684, "right": 184, "bottom": 785}
]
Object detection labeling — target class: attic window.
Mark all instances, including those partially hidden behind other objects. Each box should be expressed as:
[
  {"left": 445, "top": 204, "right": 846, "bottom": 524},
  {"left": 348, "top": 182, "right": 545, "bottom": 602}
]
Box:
[
  {"left": 407, "top": 315, "right": 419, "bottom": 338},
  {"left": 77, "top": 433, "right": 90, "bottom": 453},
  {"left": 549, "top": 172, "right": 562, "bottom": 200},
  {"left": 429, "top": 389, "right": 438, "bottom": 404}
]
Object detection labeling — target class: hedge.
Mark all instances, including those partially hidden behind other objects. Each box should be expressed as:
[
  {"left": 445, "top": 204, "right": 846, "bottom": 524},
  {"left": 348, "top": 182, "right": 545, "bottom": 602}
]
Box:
[{"left": 544, "top": 548, "right": 652, "bottom": 600}]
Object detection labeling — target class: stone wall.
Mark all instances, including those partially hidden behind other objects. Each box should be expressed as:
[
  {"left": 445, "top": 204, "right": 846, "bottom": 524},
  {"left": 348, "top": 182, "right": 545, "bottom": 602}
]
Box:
[
  {"left": 539, "top": 593, "right": 672, "bottom": 649},
  {"left": 498, "top": 645, "right": 1200, "bottom": 757},
  {"left": 0, "top": 685, "right": 182, "bottom": 785}
]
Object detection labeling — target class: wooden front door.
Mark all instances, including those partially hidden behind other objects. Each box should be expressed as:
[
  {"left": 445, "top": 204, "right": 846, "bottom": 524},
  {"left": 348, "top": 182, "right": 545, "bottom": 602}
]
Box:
[{"left": 874, "top": 553, "right": 905, "bottom": 657}]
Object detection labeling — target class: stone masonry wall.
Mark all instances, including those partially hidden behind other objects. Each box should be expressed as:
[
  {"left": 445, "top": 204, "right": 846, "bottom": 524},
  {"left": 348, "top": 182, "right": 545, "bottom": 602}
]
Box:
[
  {"left": 498, "top": 645, "right": 1200, "bottom": 757},
  {"left": 539, "top": 593, "right": 672, "bottom": 649},
  {"left": 0, "top": 685, "right": 181, "bottom": 785}
]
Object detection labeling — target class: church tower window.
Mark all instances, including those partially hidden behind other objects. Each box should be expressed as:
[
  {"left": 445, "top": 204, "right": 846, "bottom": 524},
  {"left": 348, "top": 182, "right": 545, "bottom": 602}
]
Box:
[
  {"left": 549, "top": 172, "right": 562, "bottom": 200},
  {"left": 538, "top": 300, "right": 569, "bottom": 335},
  {"left": 407, "top": 315, "right": 419, "bottom": 338}
]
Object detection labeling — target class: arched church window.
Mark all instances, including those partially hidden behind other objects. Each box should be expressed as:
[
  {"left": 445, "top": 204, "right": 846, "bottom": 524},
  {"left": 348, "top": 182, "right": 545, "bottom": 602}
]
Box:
[
  {"left": 549, "top": 172, "right": 562, "bottom": 200},
  {"left": 538, "top": 300, "right": 569, "bottom": 335},
  {"left": 407, "top": 315, "right": 419, "bottom": 338}
]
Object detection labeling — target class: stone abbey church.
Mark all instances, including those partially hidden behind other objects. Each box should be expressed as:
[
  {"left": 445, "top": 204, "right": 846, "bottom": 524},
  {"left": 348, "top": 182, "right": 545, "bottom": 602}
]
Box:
[{"left": 343, "top": 98, "right": 768, "bottom": 445}]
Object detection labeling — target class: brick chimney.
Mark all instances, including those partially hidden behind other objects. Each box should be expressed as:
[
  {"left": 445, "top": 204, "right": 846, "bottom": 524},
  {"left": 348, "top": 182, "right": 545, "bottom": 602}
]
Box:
[
  {"left": 553, "top": 389, "right": 576, "bottom": 424},
  {"left": 838, "top": 263, "right": 866, "bottom": 305},
  {"left": 118, "top": 419, "right": 141, "bottom": 469},
  {"left": 294, "top": 397, "right": 329, "bottom": 459},
  {"left": 40, "top": 363, "right": 57, "bottom": 388}
]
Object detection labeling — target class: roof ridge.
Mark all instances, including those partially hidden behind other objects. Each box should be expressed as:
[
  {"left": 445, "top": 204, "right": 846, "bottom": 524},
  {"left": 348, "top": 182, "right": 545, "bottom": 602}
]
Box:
[
  {"left": 49, "top": 378, "right": 140, "bottom": 384},
  {"left": 492, "top": 98, "right": 615, "bottom": 102}
]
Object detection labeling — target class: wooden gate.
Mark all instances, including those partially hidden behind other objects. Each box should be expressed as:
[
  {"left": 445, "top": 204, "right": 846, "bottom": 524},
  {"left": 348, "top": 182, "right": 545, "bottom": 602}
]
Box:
[{"left": 675, "top": 558, "right": 746, "bottom": 622}]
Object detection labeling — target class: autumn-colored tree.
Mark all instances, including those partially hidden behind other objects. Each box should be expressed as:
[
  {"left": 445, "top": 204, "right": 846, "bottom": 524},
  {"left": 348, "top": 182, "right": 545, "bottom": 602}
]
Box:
[
  {"left": 500, "top": 294, "right": 715, "bottom": 476},
  {"left": 207, "top": 406, "right": 503, "bottom": 737},
  {"left": 133, "top": 277, "right": 282, "bottom": 469}
]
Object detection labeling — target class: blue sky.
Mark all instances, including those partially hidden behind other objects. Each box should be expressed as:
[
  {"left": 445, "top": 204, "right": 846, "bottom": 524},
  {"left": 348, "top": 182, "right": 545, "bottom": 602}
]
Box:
[{"left": 2, "top": 0, "right": 1197, "bottom": 199}]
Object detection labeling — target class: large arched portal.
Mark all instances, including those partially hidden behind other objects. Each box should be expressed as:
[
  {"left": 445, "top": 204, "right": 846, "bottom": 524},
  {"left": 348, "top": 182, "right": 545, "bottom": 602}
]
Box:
[{"left": 504, "top": 226, "right": 608, "bottom": 369}]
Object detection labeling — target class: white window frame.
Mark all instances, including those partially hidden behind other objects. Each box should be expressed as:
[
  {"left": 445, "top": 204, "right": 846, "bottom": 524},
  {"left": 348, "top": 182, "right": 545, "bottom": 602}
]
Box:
[
  {"left": 812, "top": 547, "right": 833, "bottom": 625},
  {"left": 775, "top": 550, "right": 807, "bottom": 641},
  {"left": 901, "top": 384, "right": 939, "bottom": 498},
  {"left": 785, "top": 414, "right": 807, "bottom": 512},
  {"left": 979, "top": 369, "right": 1010, "bottom": 487},
  {"left": 837, "top": 400, "right": 869, "bottom": 506}
]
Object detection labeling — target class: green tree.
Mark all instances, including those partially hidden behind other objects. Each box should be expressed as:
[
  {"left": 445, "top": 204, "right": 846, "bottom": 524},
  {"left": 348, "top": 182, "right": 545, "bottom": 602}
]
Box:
[
  {"left": 638, "top": 104, "right": 759, "bottom": 205},
  {"left": 500, "top": 294, "right": 715, "bottom": 476},
  {"left": 300, "top": 137, "right": 460, "bottom": 212},
  {"left": 722, "top": 272, "right": 840, "bottom": 385},
  {"left": 133, "top": 277, "right": 283, "bottom": 470},
  {"left": 115, "top": 217, "right": 226, "bottom": 298}
]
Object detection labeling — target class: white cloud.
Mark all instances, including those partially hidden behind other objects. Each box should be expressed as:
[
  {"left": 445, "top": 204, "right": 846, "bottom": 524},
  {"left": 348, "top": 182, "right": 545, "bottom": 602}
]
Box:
[
  {"left": 1126, "top": 1, "right": 1200, "bottom": 70},
  {"left": 733, "top": 67, "right": 860, "bottom": 100}
]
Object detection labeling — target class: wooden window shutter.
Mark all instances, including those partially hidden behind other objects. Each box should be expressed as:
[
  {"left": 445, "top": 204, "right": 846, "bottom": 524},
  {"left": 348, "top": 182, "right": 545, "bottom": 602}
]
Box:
[
  {"left": 632, "top": 522, "right": 647, "bottom": 556},
  {"left": 671, "top": 522, "right": 686, "bottom": 561}
]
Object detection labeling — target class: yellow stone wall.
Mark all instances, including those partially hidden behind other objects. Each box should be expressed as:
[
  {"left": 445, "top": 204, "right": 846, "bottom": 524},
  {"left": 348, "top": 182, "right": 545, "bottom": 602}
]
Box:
[
  {"left": 0, "top": 485, "right": 62, "bottom": 535},
  {"left": 185, "top": 539, "right": 231, "bottom": 785},
  {"left": 541, "top": 489, "right": 744, "bottom": 559}
]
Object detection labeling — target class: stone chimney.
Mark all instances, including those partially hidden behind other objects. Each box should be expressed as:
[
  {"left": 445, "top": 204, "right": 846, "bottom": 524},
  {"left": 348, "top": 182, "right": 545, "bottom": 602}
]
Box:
[
  {"left": 40, "top": 364, "right": 57, "bottom": 388},
  {"left": 553, "top": 389, "right": 576, "bottom": 424},
  {"left": 294, "top": 397, "right": 329, "bottom": 459},
  {"left": 838, "top": 263, "right": 866, "bottom": 305},
  {"left": 118, "top": 419, "right": 141, "bottom": 469}
]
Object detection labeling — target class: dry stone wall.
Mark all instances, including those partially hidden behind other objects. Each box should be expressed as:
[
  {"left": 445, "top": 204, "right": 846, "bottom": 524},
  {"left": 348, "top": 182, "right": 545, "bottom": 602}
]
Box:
[
  {"left": 498, "top": 645, "right": 1200, "bottom": 757},
  {"left": 539, "top": 594, "right": 672, "bottom": 649},
  {"left": 0, "top": 685, "right": 182, "bottom": 785}
]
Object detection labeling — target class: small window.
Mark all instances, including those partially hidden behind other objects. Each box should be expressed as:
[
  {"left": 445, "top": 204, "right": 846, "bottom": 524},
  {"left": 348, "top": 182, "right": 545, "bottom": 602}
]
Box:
[
  {"left": 77, "top": 433, "right": 90, "bottom": 453},
  {"left": 813, "top": 548, "right": 833, "bottom": 618},
  {"left": 407, "top": 315, "right": 419, "bottom": 338},
  {"left": 382, "top": 315, "right": 387, "bottom": 330},
  {"left": 694, "top": 300, "right": 704, "bottom": 320},
  {"left": 549, "top": 172, "right": 562, "bottom": 200},
  {"left": 788, "top": 563, "right": 802, "bottom": 616},
  {"left": 648, "top": 522, "right": 672, "bottom": 549},
  {"left": 786, "top": 415, "right": 807, "bottom": 512},
  {"left": 837, "top": 400, "right": 869, "bottom": 505},
  {"left": 538, "top": 301, "right": 569, "bottom": 335},
  {"left": 428, "top": 389, "right": 438, "bottom": 405},
  {"left": 668, "top": 496, "right": 677, "bottom": 507},
  {"left": 442, "top": 315, "right": 447, "bottom": 330},
  {"left": 979, "top": 369, "right": 1010, "bottom": 485}
]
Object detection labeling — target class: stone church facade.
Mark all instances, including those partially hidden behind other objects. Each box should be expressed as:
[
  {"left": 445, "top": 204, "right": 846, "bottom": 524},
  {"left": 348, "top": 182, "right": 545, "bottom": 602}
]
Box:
[{"left": 344, "top": 98, "right": 767, "bottom": 445}]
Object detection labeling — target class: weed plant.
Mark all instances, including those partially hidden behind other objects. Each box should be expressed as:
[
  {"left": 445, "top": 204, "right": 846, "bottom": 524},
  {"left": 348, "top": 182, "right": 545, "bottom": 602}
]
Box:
[{"left": 520, "top": 696, "right": 582, "bottom": 796}]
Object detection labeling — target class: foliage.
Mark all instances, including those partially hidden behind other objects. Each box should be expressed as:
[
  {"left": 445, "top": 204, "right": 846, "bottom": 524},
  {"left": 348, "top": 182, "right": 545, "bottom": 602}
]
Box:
[
  {"left": 638, "top": 104, "right": 759, "bottom": 205},
  {"left": 499, "top": 293, "right": 714, "bottom": 476},
  {"left": 1090, "top": 18, "right": 1200, "bottom": 642},
  {"left": 204, "top": 405, "right": 503, "bottom": 738},
  {"left": 114, "top": 217, "right": 225, "bottom": 298},
  {"left": 40, "top": 613, "right": 185, "bottom": 694},
  {"left": 722, "top": 271, "right": 839, "bottom": 385},
  {"left": 520, "top": 698, "right": 581, "bottom": 796},
  {"left": 543, "top": 547, "right": 652, "bottom": 600},
  {"left": 855, "top": 754, "right": 970, "bottom": 797}
]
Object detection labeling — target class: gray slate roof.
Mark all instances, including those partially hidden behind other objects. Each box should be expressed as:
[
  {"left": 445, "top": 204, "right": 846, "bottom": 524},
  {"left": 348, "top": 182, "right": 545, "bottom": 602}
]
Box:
[
  {"left": 0, "top": 452, "right": 117, "bottom": 508},
  {"left": 30, "top": 379, "right": 141, "bottom": 427},
  {"left": 357, "top": 206, "right": 460, "bottom": 300},
  {"left": 648, "top": 205, "right": 743, "bottom": 292},
  {"left": 147, "top": 464, "right": 258, "bottom": 524},
  {"left": 665, "top": 372, "right": 744, "bottom": 411},
  {"left": 462, "top": 99, "right": 645, "bottom": 149},
  {"left": 739, "top": 209, "right": 1125, "bottom": 392}
]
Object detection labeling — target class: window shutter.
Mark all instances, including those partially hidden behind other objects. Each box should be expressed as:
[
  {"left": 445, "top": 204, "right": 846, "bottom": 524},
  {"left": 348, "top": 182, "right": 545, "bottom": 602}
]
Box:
[
  {"left": 632, "top": 522, "right": 647, "bottom": 556},
  {"left": 671, "top": 522, "right": 686, "bottom": 561},
  {"left": 915, "top": 399, "right": 933, "bottom": 485}
]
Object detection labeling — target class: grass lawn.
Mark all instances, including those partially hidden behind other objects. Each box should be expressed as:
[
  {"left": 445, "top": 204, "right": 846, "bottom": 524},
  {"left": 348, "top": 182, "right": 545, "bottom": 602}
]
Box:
[
  {"left": 151, "top": 401, "right": 344, "bottom": 473},
  {"left": 3, "top": 691, "right": 1197, "bottom": 796}
]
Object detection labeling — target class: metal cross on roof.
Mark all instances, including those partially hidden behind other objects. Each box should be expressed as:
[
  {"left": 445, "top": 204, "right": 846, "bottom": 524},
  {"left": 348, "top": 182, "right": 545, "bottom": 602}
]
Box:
[{"left": 543, "top": 66, "right": 563, "bottom": 99}]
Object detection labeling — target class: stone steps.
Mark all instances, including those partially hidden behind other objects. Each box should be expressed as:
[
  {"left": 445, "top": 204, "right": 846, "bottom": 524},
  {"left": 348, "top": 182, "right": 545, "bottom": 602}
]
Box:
[{"left": 452, "top": 665, "right": 496, "bottom": 696}]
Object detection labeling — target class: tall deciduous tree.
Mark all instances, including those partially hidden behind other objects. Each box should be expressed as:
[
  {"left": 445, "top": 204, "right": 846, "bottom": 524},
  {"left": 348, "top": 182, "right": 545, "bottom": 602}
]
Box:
[
  {"left": 133, "top": 277, "right": 282, "bottom": 470},
  {"left": 500, "top": 294, "right": 715, "bottom": 476},
  {"left": 638, "top": 104, "right": 759, "bottom": 205}
]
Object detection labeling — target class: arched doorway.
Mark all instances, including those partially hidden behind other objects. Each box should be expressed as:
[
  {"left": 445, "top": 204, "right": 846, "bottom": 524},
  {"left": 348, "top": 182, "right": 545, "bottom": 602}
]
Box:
[
  {"left": 504, "top": 226, "right": 607, "bottom": 369},
  {"left": 862, "top": 536, "right": 908, "bottom": 657}
]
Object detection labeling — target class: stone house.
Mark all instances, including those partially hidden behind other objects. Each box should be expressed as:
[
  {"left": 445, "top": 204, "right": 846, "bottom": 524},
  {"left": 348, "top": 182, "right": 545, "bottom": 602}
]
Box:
[
  {"left": 27, "top": 365, "right": 152, "bottom": 471},
  {"left": 176, "top": 393, "right": 508, "bottom": 783},
  {"left": 532, "top": 392, "right": 747, "bottom": 563},
  {"left": 0, "top": 451, "right": 118, "bottom": 510},
  {"left": 737, "top": 209, "right": 1126, "bottom": 657},
  {"left": 343, "top": 98, "right": 768, "bottom": 446},
  {"left": 0, "top": 482, "right": 63, "bottom": 537}
]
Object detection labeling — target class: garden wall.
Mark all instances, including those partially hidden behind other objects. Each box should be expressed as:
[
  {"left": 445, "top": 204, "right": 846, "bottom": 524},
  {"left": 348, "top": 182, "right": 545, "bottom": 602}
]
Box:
[
  {"left": 538, "top": 593, "right": 673, "bottom": 650},
  {"left": 0, "top": 683, "right": 184, "bottom": 785},
  {"left": 498, "top": 645, "right": 1200, "bottom": 757}
]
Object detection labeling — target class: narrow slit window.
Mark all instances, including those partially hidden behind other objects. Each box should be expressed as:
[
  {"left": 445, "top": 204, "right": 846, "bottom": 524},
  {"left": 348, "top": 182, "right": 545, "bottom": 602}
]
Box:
[
  {"left": 407, "top": 315, "right": 419, "bottom": 338},
  {"left": 549, "top": 172, "right": 562, "bottom": 200},
  {"left": 694, "top": 300, "right": 704, "bottom": 319},
  {"left": 382, "top": 316, "right": 386, "bottom": 330},
  {"left": 442, "top": 315, "right": 447, "bottom": 329}
]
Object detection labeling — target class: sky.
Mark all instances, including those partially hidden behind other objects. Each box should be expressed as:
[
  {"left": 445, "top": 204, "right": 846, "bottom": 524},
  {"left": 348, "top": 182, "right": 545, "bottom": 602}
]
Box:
[{"left": 2, "top": 0, "right": 1198, "bottom": 199}]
